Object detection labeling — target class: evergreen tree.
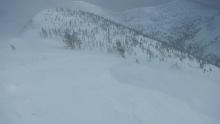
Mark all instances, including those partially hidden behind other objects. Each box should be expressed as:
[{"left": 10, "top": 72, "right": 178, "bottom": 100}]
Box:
[
  {"left": 41, "top": 28, "right": 48, "bottom": 38},
  {"left": 63, "top": 31, "right": 81, "bottom": 49},
  {"left": 116, "top": 41, "right": 125, "bottom": 58}
]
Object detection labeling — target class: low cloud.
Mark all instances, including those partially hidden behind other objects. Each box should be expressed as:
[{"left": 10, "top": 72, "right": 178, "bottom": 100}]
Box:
[{"left": 0, "top": 0, "right": 219, "bottom": 38}]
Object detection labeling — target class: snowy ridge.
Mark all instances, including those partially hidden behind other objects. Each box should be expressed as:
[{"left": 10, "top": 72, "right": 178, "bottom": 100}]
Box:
[
  {"left": 117, "top": 0, "right": 220, "bottom": 67},
  {"left": 2, "top": 2, "right": 220, "bottom": 124},
  {"left": 26, "top": 8, "right": 219, "bottom": 73}
]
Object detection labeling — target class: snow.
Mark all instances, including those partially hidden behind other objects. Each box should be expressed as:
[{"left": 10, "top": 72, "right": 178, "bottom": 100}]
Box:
[
  {"left": 28, "top": 7, "right": 220, "bottom": 74},
  {"left": 71, "top": 1, "right": 111, "bottom": 18},
  {"left": 115, "top": 0, "right": 220, "bottom": 65},
  {"left": 1, "top": 33, "right": 220, "bottom": 124}
]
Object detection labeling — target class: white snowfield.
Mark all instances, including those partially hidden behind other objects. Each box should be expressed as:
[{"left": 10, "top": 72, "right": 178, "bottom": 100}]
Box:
[{"left": 1, "top": 33, "right": 220, "bottom": 124}]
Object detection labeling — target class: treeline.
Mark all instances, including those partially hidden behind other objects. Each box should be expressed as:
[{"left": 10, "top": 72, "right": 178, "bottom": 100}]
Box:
[{"left": 38, "top": 8, "right": 216, "bottom": 72}]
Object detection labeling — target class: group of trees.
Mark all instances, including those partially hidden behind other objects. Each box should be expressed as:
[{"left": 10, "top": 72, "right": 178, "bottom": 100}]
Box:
[
  {"left": 63, "top": 31, "right": 81, "bottom": 49},
  {"left": 115, "top": 41, "right": 125, "bottom": 58},
  {"left": 41, "top": 27, "right": 82, "bottom": 50},
  {"left": 38, "top": 8, "right": 217, "bottom": 71},
  {"left": 62, "top": 29, "right": 126, "bottom": 57}
]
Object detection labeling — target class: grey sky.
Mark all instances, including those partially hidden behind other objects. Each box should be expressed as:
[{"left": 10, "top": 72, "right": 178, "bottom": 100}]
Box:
[{"left": 0, "top": 0, "right": 220, "bottom": 38}]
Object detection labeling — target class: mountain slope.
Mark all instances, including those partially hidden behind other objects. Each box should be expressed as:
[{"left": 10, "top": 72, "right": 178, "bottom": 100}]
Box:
[
  {"left": 25, "top": 8, "right": 218, "bottom": 73},
  {"left": 1, "top": 36, "right": 220, "bottom": 124},
  {"left": 1, "top": 3, "right": 220, "bottom": 124},
  {"left": 116, "top": 0, "right": 220, "bottom": 67}
]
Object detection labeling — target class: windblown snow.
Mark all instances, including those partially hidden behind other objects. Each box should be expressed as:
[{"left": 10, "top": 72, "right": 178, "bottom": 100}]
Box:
[
  {"left": 1, "top": 0, "right": 220, "bottom": 124},
  {"left": 0, "top": 31, "right": 220, "bottom": 124}
]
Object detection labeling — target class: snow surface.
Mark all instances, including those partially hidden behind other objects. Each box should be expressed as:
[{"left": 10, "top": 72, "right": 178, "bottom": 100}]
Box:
[{"left": 1, "top": 32, "right": 220, "bottom": 124}]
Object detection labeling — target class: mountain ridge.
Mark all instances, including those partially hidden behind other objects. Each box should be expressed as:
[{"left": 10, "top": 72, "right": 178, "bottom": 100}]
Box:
[
  {"left": 23, "top": 7, "right": 219, "bottom": 73},
  {"left": 116, "top": 0, "right": 220, "bottom": 67}
]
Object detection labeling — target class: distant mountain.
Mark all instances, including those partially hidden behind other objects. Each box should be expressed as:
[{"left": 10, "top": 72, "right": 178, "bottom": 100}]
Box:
[
  {"left": 116, "top": 0, "right": 220, "bottom": 67},
  {"left": 24, "top": 7, "right": 218, "bottom": 72}
]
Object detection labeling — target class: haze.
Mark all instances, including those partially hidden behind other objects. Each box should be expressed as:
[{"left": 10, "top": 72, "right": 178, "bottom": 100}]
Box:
[{"left": 0, "top": 0, "right": 219, "bottom": 39}]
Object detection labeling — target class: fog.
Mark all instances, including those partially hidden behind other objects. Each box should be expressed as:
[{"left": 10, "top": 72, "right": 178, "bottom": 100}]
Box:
[
  {"left": 0, "top": 0, "right": 219, "bottom": 39},
  {"left": 1, "top": 1, "right": 220, "bottom": 123}
]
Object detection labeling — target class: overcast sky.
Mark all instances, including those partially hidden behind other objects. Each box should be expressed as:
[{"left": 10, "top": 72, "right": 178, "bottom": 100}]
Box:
[{"left": 0, "top": 0, "right": 220, "bottom": 38}]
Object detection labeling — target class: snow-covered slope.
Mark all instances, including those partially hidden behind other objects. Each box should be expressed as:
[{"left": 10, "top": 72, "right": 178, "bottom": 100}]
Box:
[
  {"left": 117, "top": 0, "right": 220, "bottom": 67},
  {"left": 25, "top": 8, "right": 219, "bottom": 73},
  {"left": 1, "top": 2, "right": 220, "bottom": 123},
  {"left": 1, "top": 34, "right": 220, "bottom": 124}
]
